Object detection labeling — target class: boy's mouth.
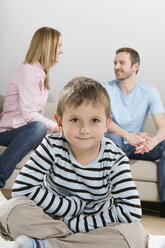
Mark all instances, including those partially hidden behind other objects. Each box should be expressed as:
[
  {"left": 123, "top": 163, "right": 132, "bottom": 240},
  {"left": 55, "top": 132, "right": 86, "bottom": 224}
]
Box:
[{"left": 77, "top": 137, "right": 93, "bottom": 141}]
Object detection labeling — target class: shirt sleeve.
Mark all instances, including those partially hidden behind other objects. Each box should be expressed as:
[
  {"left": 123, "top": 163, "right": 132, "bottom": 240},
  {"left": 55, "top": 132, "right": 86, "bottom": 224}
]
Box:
[
  {"left": 12, "top": 136, "right": 86, "bottom": 217},
  {"left": 64, "top": 155, "right": 142, "bottom": 233},
  {"left": 17, "top": 64, "right": 57, "bottom": 131}
]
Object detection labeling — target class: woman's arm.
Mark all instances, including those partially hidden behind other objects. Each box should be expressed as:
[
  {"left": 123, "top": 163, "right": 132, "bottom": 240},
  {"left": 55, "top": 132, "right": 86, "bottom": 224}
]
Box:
[{"left": 17, "top": 63, "right": 58, "bottom": 132}]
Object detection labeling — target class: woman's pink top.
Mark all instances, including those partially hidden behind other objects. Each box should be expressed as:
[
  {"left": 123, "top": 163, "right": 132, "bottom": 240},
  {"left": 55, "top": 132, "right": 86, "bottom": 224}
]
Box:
[{"left": 0, "top": 62, "right": 57, "bottom": 132}]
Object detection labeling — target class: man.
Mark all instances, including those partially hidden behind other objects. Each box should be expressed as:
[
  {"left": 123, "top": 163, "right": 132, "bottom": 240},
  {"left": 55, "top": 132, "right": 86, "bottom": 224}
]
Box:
[{"left": 103, "top": 47, "right": 165, "bottom": 217}]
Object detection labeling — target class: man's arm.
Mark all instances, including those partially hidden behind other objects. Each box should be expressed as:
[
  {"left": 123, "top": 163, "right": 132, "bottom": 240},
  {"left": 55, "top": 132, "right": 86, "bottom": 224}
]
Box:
[
  {"left": 108, "top": 121, "right": 147, "bottom": 147},
  {"left": 153, "top": 113, "right": 165, "bottom": 142}
]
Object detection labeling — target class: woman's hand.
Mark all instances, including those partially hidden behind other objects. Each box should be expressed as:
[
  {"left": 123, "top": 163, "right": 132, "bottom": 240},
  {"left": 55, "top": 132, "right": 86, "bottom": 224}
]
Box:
[{"left": 53, "top": 125, "right": 62, "bottom": 133}]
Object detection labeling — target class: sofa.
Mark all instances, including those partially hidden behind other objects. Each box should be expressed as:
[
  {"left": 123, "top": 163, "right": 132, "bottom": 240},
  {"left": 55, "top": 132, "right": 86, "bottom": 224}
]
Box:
[{"left": 0, "top": 94, "right": 160, "bottom": 203}]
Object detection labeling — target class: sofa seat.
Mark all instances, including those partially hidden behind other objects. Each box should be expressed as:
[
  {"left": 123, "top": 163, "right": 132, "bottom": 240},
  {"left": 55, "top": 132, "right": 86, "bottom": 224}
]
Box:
[{"left": 130, "top": 159, "right": 159, "bottom": 202}]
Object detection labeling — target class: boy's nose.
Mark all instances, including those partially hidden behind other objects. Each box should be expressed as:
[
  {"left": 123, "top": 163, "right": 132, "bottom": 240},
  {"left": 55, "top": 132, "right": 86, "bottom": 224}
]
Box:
[{"left": 80, "top": 124, "right": 90, "bottom": 134}]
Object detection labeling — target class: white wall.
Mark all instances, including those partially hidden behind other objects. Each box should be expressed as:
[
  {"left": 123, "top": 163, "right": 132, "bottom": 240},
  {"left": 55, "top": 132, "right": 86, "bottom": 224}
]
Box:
[{"left": 0, "top": 0, "right": 165, "bottom": 105}]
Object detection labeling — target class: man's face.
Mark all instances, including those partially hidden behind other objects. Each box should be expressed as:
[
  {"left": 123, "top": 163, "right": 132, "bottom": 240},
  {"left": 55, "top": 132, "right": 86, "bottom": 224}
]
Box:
[{"left": 114, "top": 52, "right": 138, "bottom": 81}]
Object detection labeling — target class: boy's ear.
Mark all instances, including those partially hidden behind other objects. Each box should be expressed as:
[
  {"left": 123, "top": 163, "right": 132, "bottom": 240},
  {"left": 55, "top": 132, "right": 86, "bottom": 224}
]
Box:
[
  {"left": 106, "top": 115, "right": 112, "bottom": 129},
  {"left": 54, "top": 113, "right": 62, "bottom": 127}
]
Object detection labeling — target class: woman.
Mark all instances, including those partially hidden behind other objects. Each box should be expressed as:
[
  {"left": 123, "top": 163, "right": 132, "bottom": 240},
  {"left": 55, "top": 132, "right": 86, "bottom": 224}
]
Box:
[{"left": 0, "top": 27, "right": 63, "bottom": 188}]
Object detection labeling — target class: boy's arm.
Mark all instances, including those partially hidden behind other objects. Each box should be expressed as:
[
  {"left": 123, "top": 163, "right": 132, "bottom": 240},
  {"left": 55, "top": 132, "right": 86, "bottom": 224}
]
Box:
[
  {"left": 63, "top": 155, "right": 141, "bottom": 233},
  {"left": 12, "top": 136, "right": 85, "bottom": 217}
]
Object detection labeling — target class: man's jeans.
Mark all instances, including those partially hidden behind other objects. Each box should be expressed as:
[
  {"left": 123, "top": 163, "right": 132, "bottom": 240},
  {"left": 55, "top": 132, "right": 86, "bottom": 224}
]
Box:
[
  {"left": 0, "top": 121, "right": 47, "bottom": 188},
  {"left": 105, "top": 133, "right": 165, "bottom": 202}
]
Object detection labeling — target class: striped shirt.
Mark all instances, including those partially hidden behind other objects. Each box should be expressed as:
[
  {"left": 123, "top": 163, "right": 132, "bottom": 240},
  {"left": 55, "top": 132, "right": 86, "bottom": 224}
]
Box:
[{"left": 12, "top": 132, "right": 141, "bottom": 233}]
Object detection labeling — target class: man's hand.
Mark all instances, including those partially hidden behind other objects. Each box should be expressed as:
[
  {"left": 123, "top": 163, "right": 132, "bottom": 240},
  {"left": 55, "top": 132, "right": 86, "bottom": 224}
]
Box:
[
  {"left": 125, "top": 132, "right": 148, "bottom": 147},
  {"left": 125, "top": 132, "right": 156, "bottom": 155},
  {"left": 134, "top": 134, "right": 158, "bottom": 154}
]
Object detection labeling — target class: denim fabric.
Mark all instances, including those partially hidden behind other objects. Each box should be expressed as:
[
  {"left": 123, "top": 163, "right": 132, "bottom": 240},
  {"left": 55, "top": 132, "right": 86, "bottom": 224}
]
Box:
[
  {"left": 0, "top": 121, "right": 47, "bottom": 188},
  {"left": 105, "top": 132, "right": 165, "bottom": 202}
]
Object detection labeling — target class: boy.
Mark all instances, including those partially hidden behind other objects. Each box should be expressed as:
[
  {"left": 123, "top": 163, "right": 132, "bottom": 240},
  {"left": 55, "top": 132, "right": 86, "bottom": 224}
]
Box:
[{"left": 0, "top": 77, "right": 147, "bottom": 248}]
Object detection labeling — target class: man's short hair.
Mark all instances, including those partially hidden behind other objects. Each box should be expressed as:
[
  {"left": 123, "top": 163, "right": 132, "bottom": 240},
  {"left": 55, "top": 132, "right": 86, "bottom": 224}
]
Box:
[{"left": 116, "top": 47, "right": 140, "bottom": 66}]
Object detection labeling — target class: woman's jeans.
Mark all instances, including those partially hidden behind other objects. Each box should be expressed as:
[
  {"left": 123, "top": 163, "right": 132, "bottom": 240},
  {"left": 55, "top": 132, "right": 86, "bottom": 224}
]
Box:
[
  {"left": 0, "top": 121, "right": 47, "bottom": 188},
  {"left": 105, "top": 133, "right": 165, "bottom": 202}
]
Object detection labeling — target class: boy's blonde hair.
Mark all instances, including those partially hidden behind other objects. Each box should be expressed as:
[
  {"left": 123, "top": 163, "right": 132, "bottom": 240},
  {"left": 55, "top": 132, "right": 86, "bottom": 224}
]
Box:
[
  {"left": 24, "top": 27, "right": 61, "bottom": 89},
  {"left": 57, "top": 77, "right": 111, "bottom": 118}
]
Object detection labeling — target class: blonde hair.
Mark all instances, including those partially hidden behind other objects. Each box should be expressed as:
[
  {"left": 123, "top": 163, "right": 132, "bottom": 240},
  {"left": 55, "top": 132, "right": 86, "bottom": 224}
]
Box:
[
  {"left": 24, "top": 27, "right": 61, "bottom": 89},
  {"left": 57, "top": 77, "right": 111, "bottom": 118}
]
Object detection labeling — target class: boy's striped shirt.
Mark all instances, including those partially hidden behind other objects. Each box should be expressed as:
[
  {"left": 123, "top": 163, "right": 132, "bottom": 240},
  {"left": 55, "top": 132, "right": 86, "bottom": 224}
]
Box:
[{"left": 12, "top": 133, "right": 141, "bottom": 232}]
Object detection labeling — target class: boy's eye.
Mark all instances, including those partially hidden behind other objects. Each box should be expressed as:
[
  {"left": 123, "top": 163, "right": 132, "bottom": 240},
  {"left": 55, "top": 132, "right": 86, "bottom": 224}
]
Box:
[
  {"left": 92, "top": 118, "right": 100, "bottom": 123},
  {"left": 71, "top": 118, "right": 79, "bottom": 123}
]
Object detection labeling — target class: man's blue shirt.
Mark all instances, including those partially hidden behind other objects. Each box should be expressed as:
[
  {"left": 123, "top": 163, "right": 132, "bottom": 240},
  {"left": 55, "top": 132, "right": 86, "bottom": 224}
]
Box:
[{"left": 103, "top": 80, "right": 164, "bottom": 134}]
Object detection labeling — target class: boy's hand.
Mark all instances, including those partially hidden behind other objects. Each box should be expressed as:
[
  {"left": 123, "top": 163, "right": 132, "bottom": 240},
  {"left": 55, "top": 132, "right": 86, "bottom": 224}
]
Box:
[{"left": 54, "top": 216, "right": 64, "bottom": 221}]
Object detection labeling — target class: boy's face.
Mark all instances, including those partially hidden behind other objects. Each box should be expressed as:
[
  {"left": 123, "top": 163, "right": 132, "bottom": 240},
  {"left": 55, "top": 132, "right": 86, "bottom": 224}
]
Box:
[{"left": 55, "top": 103, "right": 112, "bottom": 159}]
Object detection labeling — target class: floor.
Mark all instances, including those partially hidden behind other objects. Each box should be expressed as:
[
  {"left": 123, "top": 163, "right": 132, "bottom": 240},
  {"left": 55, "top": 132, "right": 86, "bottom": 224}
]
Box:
[
  {"left": 142, "top": 214, "right": 165, "bottom": 235},
  {"left": 0, "top": 191, "right": 165, "bottom": 247},
  {"left": 141, "top": 202, "right": 165, "bottom": 235}
]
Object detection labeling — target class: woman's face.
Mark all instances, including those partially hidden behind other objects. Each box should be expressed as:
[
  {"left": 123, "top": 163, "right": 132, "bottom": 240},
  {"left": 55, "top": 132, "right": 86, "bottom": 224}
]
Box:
[{"left": 55, "top": 36, "right": 63, "bottom": 63}]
